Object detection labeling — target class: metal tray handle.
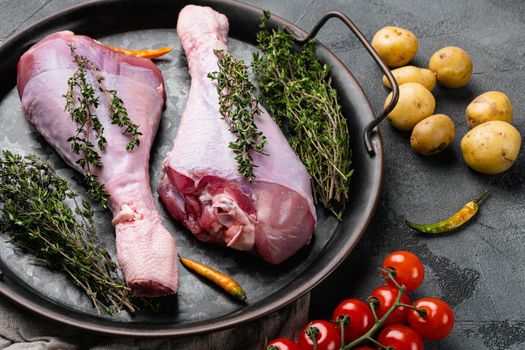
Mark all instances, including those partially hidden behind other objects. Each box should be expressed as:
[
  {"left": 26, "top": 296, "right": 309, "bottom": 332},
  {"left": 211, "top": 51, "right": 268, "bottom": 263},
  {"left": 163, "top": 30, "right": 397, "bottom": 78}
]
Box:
[{"left": 286, "top": 11, "right": 399, "bottom": 156}]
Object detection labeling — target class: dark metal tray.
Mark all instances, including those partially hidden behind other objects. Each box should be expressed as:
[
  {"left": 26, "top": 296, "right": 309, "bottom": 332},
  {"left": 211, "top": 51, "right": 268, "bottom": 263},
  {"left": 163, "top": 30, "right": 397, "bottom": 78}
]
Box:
[{"left": 0, "top": 0, "right": 384, "bottom": 337}]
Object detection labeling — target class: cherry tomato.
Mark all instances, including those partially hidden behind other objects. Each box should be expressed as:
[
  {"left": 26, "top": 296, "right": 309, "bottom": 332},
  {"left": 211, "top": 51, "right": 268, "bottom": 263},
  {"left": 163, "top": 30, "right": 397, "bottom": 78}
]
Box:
[
  {"left": 370, "top": 285, "right": 411, "bottom": 326},
  {"left": 332, "top": 298, "right": 374, "bottom": 343},
  {"left": 377, "top": 325, "right": 424, "bottom": 350},
  {"left": 353, "top": 347, "right": 375, "bottom": 350},
  {"left": 382, "top": 251, "right": 425, "bottom": 292},
  {"left": 297, "top": 320, "right": 341, "bottom": 350},
  {"left": 266, "top": 338, "right": 302, "bottom": 350},
  {"left": 408, "top": 297, "right": 455, "bottom": 340}
]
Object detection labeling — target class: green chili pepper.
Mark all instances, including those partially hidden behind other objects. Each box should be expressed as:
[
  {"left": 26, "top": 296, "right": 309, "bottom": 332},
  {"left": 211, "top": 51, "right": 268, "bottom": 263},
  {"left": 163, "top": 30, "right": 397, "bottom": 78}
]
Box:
[{"left": 405, "top": 190, "right": 489, "bottom": 234}]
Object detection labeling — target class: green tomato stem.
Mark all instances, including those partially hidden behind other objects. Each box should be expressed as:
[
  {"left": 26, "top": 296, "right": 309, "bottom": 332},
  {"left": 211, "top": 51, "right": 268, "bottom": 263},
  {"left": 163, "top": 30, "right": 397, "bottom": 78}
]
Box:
[
  {"left": 368, "top": 299, "right": 380, "bottom": 322},
  {"left": 306, "top": 326, "right": 319, "bottom": 350},
  {"left": 382, "top": 268, "right": 404, "bottom": 290},
  {"left": 335, "top": 315, "right": 349, "bottom": 349},
  {"left": 344, "top": 273, "right": 407, "bottom": 349},
  {"left": 398, "top": 303, "right": 427, "bottom": 317},
  {"left": 367, "top": 337, "right": 390, "bottom": 349}
]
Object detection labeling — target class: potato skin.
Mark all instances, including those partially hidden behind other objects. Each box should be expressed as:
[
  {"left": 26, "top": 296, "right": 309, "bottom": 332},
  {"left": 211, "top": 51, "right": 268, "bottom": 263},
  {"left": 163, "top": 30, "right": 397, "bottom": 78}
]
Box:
[
  {"left": 410, "top": 114, "right": 455, "bottom": 155},
  {"left": 372, "top": 26, "right": 418, "bottom": 68},
  {"left": 466, "top": 91, "right": 513, "bottom": 128},
  {"left": 384, "top": 82, "right": 436, "bottom": 131},
  {"left": 429, "top": 46, "right": 473, "bottom": 88},
  {"left": 461, "top": 121, "right": 521, "bottom": 174},
  {"left": 383, "top": 66, "right": 436, "bottom": 91}
]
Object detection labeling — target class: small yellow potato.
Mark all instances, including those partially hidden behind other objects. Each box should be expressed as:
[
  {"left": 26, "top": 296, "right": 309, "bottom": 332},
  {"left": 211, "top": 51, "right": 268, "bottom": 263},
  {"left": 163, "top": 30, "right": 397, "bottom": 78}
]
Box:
[
  {"left": 428, "top": 46, "right": 473, "bottom": 88},
  {"left": 384, "top": 82, "right": 436, "bottom": 131},
  {"left": 461, "top": 121, "right": 521, "bottom": 174},
  {"left": 410, "top": 114, "right": 455, "bottom": 155},
  {"left": 372, "top": 26, "right": 418, "bottom": 68},
  {"left": 466, "top": 91, "right": 513, "bottom": 128},
  {"left": 383, "top": 66, "right": 436, "bottom": 91}
]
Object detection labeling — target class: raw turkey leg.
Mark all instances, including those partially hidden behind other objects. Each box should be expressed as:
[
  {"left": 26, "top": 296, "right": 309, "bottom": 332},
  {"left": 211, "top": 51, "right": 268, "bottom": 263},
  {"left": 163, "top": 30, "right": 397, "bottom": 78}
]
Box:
[
  {"left": 159, "top": 5, "right": 316, "bottom": 264},
  {"left": 17, "top": 31, "right": 178, "bottom": 296}
]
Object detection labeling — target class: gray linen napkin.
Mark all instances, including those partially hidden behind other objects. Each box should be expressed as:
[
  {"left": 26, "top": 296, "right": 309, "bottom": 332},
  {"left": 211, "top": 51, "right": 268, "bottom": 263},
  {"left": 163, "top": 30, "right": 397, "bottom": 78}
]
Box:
[{"left": 0, "top": 293, "right": 309, "bottom": 349}]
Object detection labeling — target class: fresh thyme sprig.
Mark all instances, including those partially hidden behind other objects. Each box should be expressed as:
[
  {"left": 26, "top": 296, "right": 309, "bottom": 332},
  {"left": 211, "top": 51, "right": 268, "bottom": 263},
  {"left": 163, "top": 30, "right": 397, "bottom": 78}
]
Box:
[
  {"left": 252, "top": 11, "right": 353, "bottom": 220},
  {"left": 64, "top": 47, "right": 108, "bottom": 207},
  {"left": 106, "top": 88, "right": 142, "bottom": 151},
  {"left": 208, "top": 49, "right": 267, "bottom": 183},
  {"left": 0, "top": 151, "right": 135, "bottom": 314},
  {"left": 64, "top": 44, "right": 143, "bottom": 206}
]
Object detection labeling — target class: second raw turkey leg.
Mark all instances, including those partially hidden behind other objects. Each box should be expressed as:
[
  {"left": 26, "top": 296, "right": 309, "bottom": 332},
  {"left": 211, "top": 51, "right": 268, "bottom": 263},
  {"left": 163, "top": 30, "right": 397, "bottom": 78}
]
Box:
[{"left": 159, "top": 5, "right": 316, "bottom": 264}]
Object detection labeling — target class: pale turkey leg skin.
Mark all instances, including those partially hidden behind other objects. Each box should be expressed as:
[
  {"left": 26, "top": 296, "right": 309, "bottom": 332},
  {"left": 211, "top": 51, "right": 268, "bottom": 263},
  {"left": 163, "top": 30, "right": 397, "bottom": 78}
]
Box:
[
  {"left": 159, "top": 5, "right": 316, "bottom": 264},
  {"left": 17, "top": 31, "right": 178, "bottom": 296}
]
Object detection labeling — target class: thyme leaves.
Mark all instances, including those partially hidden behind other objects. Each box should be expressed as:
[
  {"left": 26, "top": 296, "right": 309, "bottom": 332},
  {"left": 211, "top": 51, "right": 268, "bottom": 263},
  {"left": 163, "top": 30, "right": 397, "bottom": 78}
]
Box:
[
  {"left": 208, "top": 49, "right": 267, "bottom": 183},
  {"left": 64, "top": 44, "right": 142, "bottom": 206},
  {"left": 0, "top": 151, "right": 134, "bottom": 314},
  {"left": 252, "top": 11, "right": 353, "bottom": 219}
]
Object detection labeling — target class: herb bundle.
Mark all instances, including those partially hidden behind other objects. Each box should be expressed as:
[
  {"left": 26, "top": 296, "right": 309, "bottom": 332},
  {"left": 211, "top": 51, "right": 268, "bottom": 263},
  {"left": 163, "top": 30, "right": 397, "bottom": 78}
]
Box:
[
  {"left": 208, "top": 49, "right": 267, "bottom": 183},
  {"left": 252, "top": 12, "right": 353, "bottom": 219},
  {"left": 64, "top": 44, "right": 142, "bottom": 207},
  {"left": 0, "top": 151, "right": 134, "bottom": 314}
]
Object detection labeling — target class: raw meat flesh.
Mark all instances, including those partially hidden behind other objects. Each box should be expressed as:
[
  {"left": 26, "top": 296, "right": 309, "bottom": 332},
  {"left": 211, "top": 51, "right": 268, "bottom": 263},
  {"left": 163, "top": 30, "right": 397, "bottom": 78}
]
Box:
[
  {"left": 159, "top": 5, "right": 316, "bottom": 264},
  {"left": 17, "top": 31, "right": 178, "bottom": 296}
]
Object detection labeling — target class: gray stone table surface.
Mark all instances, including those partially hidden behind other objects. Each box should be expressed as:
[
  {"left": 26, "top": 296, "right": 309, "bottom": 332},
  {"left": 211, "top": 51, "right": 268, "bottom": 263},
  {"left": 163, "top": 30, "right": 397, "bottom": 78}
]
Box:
[{"left": 1, "top": 0, "right": 524, "bottom": 349}]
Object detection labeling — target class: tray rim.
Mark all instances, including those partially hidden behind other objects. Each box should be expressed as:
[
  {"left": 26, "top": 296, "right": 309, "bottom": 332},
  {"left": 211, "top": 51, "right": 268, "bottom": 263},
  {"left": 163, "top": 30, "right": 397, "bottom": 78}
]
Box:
[{"left": 0, "top": 0, "right": 384, "bottom": 337}]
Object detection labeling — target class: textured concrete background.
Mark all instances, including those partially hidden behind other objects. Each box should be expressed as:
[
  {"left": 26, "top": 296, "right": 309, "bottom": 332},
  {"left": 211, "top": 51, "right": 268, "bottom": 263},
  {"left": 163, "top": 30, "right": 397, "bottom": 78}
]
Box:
[{"left": 1, "top": 0, "right": 524, "bottom": 349}]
